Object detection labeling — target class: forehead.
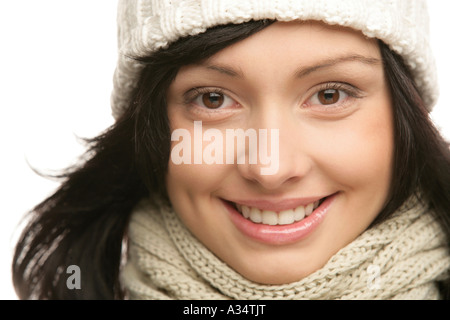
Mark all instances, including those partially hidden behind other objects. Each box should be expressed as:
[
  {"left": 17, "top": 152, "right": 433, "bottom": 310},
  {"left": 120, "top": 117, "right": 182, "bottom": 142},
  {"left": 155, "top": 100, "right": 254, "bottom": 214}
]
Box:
[{"left": 204, "top": 20, "right": 380, "bottom": 70}]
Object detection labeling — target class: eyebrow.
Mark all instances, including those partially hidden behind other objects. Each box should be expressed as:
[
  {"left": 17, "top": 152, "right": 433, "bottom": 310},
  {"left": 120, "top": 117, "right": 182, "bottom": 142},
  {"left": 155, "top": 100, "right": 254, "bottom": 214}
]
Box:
[
  {"left": 202, "top": 54, "right": 381, "bottom": 79},
  {"left": 294, "top": 54, "right": 381, "bottom": 78},
  {"left": 206, "top": 64, "right": 243, "bottom": 77}
]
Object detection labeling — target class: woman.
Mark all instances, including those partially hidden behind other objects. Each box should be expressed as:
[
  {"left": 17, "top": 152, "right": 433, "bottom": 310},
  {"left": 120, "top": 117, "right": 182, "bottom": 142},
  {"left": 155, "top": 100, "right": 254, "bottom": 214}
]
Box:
[{"left": 13, "top": 0, "right": 450, "bottom": 299}]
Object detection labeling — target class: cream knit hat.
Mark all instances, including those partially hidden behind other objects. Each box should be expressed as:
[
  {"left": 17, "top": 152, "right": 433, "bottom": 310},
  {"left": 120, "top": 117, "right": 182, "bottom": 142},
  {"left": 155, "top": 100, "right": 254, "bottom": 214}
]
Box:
[{"left": 111, "top": 0, "right": 438, "bottom": 119}]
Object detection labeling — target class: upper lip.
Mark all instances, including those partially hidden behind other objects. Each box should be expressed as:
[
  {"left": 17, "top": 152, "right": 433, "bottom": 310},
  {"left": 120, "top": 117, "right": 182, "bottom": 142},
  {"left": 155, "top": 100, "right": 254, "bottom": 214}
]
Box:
[{"left": 224, "top": 196, "right": 329, "bottom": 212}]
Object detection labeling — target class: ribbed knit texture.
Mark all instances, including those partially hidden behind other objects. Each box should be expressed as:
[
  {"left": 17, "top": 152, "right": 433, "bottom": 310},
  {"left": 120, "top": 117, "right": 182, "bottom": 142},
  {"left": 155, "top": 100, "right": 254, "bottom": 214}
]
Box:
[
  {"left": 121, "top": 195, "right": 450, "bottom": 300},
  {"left": 111, "top": 0, "right": 438, "bottom": 119}
]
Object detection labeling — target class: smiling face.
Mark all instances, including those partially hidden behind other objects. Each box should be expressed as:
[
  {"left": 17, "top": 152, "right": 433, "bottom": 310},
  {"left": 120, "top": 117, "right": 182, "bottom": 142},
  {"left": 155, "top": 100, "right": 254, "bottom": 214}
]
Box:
[{"left": 165, "top": 21, "right": 394, "bottom": 284}]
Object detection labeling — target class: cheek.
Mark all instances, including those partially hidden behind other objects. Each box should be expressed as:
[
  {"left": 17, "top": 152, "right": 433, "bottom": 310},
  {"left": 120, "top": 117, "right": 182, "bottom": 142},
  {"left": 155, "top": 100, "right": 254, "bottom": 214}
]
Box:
[
  {"left": 165, "top": 133, "right": 234, "bottom": 204},
  {"left": 312, "top": 109, "right": 394, "bottom": 193},
  {"left": 165, "top": 144, "right": 236, "bottom": 249},
  {"left": 166, "top": 161, "right": 228, "bottom": 195},
  {"left": 165, "top": 112, "right": 229, "bottom": 197}
]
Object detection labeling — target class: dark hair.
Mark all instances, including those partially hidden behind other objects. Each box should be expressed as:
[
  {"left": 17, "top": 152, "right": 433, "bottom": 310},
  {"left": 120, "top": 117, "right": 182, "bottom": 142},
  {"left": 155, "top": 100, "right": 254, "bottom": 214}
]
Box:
[
  {"left": 377, "top": 41, "right": 450, "bottom": 297},
  {"left": 12, "top": 20, "right": 450, "bottom": 299}
]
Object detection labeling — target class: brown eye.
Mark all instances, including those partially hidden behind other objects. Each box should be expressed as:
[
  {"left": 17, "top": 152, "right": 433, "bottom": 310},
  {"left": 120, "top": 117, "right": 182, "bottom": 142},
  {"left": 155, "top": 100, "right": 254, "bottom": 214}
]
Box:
[
  {"left": 202, "top": 92, "right": 225, "bottom": 109},
  {"left": 318, "top": 89, "right": 340, "bottom": 105}
]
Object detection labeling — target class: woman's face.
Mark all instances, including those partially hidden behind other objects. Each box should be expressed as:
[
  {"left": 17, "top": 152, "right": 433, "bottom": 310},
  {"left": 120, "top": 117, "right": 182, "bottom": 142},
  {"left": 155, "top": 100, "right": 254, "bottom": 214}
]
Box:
[{"left": 165, "top": 21, "right": 393, "bottom": 284}]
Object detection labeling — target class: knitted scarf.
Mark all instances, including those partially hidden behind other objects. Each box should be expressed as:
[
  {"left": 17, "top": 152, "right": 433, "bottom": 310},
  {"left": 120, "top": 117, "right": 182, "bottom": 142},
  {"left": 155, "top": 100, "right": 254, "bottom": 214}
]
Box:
[{"left": 120, "top": 195, "right": 450, "bottom": 300}]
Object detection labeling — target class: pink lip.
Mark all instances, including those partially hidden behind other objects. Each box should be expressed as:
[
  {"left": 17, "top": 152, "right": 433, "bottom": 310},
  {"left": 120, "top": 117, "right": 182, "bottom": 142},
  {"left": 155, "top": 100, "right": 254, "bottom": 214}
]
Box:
[{"left": 224, "top": 193, "right": 337, "bottom": 245}]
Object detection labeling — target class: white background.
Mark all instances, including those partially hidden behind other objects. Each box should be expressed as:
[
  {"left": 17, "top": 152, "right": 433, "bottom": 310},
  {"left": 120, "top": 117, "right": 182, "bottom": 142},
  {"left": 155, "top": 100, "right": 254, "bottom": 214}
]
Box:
[{"left": 0, "top": 1, "right": 449, "bottom": 299}]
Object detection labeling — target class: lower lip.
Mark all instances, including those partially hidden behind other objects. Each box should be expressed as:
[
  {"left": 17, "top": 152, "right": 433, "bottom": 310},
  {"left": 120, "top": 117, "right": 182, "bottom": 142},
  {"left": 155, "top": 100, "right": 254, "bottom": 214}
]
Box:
[{"left": 225, "top": 193, "right": 337, "bottom": 245}]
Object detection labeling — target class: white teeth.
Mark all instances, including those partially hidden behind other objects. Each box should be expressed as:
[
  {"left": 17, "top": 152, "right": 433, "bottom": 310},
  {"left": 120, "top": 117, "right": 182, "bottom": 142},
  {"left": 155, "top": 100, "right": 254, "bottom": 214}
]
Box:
[
  {"left": 294, "top": 206, "right": 305, "bottom": 221},
  {"left": 249, "top": 207, "right": 262, "bottom": 223},
  {"left": 241, "top": 205, "right": 250, "bottom": 219},
  {"left": 279, "top": 210, "right": 295, "bottom": 225},
  {"left": 313, "top": 201, "right": 320, "bottom": 210},
  {"left": 305, "top": 203, "right": 314, "bottom": 216},
  {"left": 236, "top": 200, "right": 321, "bottom": 225},
  {"left": 262, "top": 210, "right": 278, "bottom": 225}
]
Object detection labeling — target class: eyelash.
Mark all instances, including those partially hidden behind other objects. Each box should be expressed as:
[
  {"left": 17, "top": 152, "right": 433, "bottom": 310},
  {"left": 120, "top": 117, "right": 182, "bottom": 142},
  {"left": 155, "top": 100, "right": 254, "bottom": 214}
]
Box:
[
  {"left": 183, "top": 87, "right": 238, "bottom": 110},
  {"left": 183, "top": 82, "right": 364, "bottom": 112},
  {"left": 303, "top": 82, "right": 364, "bottom": 110}
]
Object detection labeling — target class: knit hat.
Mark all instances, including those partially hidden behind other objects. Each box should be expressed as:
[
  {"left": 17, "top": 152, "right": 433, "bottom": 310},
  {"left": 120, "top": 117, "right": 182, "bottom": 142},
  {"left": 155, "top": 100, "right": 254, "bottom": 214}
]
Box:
[{"left": 111, "top": 0, "right": 438, "bottom": 119}]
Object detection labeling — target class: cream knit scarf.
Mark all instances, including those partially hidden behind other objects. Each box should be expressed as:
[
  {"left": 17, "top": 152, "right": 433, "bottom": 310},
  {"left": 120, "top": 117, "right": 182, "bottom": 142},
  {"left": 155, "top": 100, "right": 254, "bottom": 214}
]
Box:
[{"left": 120, "top": 195, "right": 450, "bottom": 300}]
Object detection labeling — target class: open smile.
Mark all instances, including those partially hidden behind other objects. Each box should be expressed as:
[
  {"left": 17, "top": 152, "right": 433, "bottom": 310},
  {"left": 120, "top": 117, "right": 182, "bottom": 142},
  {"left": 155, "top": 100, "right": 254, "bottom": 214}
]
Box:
[
  {"left": 234, "top": 199, "right": 323, "bottom": 226},
  {"left": 222, "top": 193, "right": 338, "bottom": 245}
]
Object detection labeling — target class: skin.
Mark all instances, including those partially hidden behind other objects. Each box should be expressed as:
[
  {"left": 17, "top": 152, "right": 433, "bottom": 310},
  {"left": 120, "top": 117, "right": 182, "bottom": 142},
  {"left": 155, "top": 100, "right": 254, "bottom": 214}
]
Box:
[{"left": 165, "top": 21, "right": 394, "bottom": 284}]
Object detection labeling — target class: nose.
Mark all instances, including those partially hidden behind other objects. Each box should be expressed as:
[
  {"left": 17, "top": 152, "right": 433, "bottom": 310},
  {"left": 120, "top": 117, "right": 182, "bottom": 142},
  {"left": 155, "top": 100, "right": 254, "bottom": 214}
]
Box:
[{"left": 236, "top": 116, "right": 312, "bottom": 191}]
